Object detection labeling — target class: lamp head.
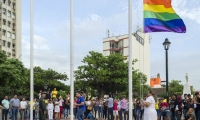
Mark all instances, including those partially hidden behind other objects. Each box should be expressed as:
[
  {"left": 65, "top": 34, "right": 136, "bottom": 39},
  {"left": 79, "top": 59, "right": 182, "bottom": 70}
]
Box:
[{"left": 163, "top": 38, "right": 171, "bottom": 50}]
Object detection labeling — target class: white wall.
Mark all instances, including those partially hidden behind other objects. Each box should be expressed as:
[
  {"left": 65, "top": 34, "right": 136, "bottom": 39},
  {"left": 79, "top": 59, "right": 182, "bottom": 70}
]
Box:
[{"left": 103, "top": 32, "right": 151, "bottom": 85}]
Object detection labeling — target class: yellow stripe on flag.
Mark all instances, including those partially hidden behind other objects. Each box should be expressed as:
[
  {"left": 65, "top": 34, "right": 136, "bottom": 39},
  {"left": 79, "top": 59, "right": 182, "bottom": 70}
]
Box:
[{"left": 144, "top": 4, "right": 175, "bottom": 13}]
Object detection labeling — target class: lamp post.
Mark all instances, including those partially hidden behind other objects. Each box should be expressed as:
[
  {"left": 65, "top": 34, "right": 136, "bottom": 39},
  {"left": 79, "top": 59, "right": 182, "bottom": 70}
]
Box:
[{"left": 163, "top": 38, "right": 171, "bottom": 104}]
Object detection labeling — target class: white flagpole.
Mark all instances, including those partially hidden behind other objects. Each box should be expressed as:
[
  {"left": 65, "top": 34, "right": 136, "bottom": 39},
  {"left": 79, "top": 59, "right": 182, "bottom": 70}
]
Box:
[
  {"left": 70, "top": 0, "right": 74, "bottom": 120},
  {"left": 128, "top": 0, "right": 133, "bottom": 119},
  {"left": 30, "top": 0, "right": 34, "bottom": 120}
]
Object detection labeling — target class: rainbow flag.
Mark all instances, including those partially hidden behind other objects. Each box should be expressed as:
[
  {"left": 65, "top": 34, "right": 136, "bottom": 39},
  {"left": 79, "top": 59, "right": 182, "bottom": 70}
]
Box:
[{"left": 144, "top": 0, "right": 186, "bottom": 33}]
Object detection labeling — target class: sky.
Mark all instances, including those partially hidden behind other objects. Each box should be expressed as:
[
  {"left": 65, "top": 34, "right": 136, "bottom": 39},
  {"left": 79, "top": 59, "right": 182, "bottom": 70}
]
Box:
[{"left": 21, "top": 0, "right": 200, "bottom": 90}]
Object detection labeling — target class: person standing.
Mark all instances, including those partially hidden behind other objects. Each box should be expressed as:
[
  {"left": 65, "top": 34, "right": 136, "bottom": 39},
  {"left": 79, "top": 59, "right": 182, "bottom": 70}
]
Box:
[
  {"left": 63, "top": 98, "right": 70, "bottom": 119},
  {"left": 2, "top": 95, "right": 9, "bottom": 120},
  {"left": 52, "top": 88, "right": 58, "bottom": 101},
  {"left": 106, "top": 94, "right": 114, "bottom": 120},
  {"left": 195, "top": 92, "right": 200, "bottom": 120},
  {"left": 47, "top": 99, "right": 54, "bottom": 120},
  {"left": 59, "top": 97, "right": 64, "bottom": 119},
  {"left": 75, "top": 92, "right": 86, "bottom": 120},
  {"left": 103, "top": 101, "right": 108, "bottom": 120},
  {"left": 39, "top": 92, "right": 47, "bottom": 120},
  {"left": 10, "top": 95, "right": 20, "bottom": 120},
  {"left": 19, "top": 98, "right": 27, "bottom": 120},
  {"left": 94, "top": 98, "right": 99, "bottom": 118},
  {"left": 120, "top": 96, "right": 127, "bottom": 120},
  {"left": 113, "top": 99, "right": 119, "bottom": 120},
  {"left": 142, "top": 91, "right": 157, "bottom": 120},
  {"left": 135, "top": 98, "right": 141, "bottom": 120},
  {"left": 54, "top": 98, "right": 60, "bottom": 120},
  {"left": 98, "top": 99, "right": 103, "bottom": 119},
  {"left": 169, "top": 94, "right": 178, "bottom": 120},
  {"left": 183, "top": 94, "right": 189, "bottom": 119},
  {"left": 73, "top": 97, "right": 77, "bottom": 119}
]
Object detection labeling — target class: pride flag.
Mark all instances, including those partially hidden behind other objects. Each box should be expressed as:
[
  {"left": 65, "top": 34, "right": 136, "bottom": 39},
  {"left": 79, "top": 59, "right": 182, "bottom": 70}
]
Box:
[{"left": 144, "top": 0, "right": 186, "bottom": 33}]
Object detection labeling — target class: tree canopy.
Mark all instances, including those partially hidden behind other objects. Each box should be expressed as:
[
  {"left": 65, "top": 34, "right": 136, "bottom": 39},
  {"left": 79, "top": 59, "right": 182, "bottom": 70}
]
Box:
[
  {"left": 74, "top": 51, "right": 150, "bottom": 98},
  {"left": 0, "top": 50, "right": 69, "bottom": 99}
]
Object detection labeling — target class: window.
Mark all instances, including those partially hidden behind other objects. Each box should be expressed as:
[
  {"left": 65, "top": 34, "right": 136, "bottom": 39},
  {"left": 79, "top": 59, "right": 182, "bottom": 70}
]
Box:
[
  {"left": 3, "top": 19, "right": 6, "bottom": 25},
  {"left": 7, "top": 31, "right": 11, "bottom": 38},
  {"left": 3, "top": 0, "right": 6, "bottom": 4},
  {"left": 2, "top": 40, "right": 6, "bottom": 46},
  {"left": 3, "top": 8, "right": 6, "bottom": 15},
  {"left": 8, "top": 21, "right": 11, "bottom": 27},
  {"left": 8, "top": 1, "right": 11, "bottom": 6},
  {"left": 12, "top": 13, "right": 15, "bottom": 19},
  {"left": 2, "top": 30, "right": 6, "bottom": 36},
  {"left": 12, "top": 23, "right": 15, "bottom": 29},
  {"left": 13, "top": 3, "right": 15, "bottom": 9},
  {"left": 7, "top": 10, "right": 11, "bottom": 17},
  {"left": 7, "top": 42, "right": 11, "bottom": 48},
  {"left": 12, "top": 33, "right": 15, "bottom": 39},
  {"left": 12, "top": 44, "right": 15, "bottom": 48}
]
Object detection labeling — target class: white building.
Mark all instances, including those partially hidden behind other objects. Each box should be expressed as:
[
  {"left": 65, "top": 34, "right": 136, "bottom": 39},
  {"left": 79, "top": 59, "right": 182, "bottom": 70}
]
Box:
[
  {"left": 0, "top": 0, "right": 21, "bottom": 60},
  {"left": 103, "top": 31, "right": 151, "bottom": 84}
]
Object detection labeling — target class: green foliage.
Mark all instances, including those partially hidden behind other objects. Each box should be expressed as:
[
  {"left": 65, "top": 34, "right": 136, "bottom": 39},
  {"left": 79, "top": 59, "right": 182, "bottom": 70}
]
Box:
[
  {"left": 74, "top": 51, "right": 150, "bottom": 98},
  {"left": 169, "top": 80, "right": 183, "bottom": 96},
  {"left": 0, "top": 50, "right": 69, "bottom": 99}
]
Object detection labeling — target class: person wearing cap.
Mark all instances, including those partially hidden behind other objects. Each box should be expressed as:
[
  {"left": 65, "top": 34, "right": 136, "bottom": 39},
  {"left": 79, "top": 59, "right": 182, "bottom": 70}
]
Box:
[
  {"left": 159, "top": 98, "right": 170, "bottom": 120},
  {"left": 39, "top": 91, "right": 47, "bottom": 120}
]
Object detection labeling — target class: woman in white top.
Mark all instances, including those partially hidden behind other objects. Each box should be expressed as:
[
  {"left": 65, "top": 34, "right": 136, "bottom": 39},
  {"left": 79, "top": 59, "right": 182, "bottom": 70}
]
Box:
[
  {"left": 142, "top": 90, "right": 157, "bottom": 120},
  {"left": 54, "top": 98, "right": 60, "bottom": 120},
  {"left": 47, "top": 99, "right": 54, "bottom": 120}
]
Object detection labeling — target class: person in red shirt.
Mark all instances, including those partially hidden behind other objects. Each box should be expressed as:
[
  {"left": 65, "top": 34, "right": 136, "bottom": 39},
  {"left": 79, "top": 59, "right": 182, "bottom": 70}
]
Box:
[
  {"left": 113, "top": 99, "right": 119, "bottom": 120},
  {"left": 159, "top": 98, "right": 170, "bottom": 120}
]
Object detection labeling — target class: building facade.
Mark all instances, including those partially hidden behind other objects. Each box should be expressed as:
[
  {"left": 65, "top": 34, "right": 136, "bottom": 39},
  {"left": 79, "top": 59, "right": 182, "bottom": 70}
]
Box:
[
  {"left": 0, "top": 0, "right": 21, "bottom": 60},
  {"left": 103, "top": 31, "right": 151, "bottom": 84}
]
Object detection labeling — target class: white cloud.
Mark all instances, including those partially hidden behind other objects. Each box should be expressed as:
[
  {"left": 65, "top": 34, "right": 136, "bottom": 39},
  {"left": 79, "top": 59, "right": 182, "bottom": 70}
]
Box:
[
  {"left": 90, "top": 14, "right": 102, "bottom": 21},
  {"left": 172, "top": 0, "right": 200, "bottom": 24}
]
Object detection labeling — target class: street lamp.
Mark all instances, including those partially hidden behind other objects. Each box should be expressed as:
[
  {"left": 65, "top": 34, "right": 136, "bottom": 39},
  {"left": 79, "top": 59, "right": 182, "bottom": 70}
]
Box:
[{"left": 163, "top": 38, "right": 171, "bottom": 104}]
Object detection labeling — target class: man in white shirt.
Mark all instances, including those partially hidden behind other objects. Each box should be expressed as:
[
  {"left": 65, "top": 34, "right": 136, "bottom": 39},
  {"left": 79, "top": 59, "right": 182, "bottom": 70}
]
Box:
[
  {"left": 106, "top": 95, "right": 113, "bottom": 120},
  {"left": 20, "top": 98, "right": 27, "bottom": 119}
]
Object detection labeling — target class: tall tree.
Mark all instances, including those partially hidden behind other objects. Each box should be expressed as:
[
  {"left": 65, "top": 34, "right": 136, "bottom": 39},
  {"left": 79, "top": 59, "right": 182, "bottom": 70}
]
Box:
[{"left": 74, "top": 51, "right": 149, "bottom": 98}]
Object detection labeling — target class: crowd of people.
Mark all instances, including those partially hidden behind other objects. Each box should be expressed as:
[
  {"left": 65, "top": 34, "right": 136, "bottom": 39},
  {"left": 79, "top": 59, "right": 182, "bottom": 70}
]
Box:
[{"left": 1, "top": 89, "right": 200, "bottom": 120}]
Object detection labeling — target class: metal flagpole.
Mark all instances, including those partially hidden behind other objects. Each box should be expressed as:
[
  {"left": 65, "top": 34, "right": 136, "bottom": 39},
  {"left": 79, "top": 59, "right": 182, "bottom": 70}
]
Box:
[
  {"left": 128, "top": 0, "right": 133, "bottom": 119},
  {"left": 30, "top": 0, "right": 34, "bottom": 119},
  {"left": 70, "top": 0, "right": 74, "bottom": 120}
]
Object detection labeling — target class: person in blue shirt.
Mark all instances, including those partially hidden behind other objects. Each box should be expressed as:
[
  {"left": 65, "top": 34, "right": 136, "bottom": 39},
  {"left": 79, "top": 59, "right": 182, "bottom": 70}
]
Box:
[
  {"left": 75, "top": 91, "right": 86, "bottom": 120},
  {"left": 2, "top": 95, "right": 10, "bottom": 120},
  {"left": 87, "top": 111, "right": 96, "bottom": 120}
]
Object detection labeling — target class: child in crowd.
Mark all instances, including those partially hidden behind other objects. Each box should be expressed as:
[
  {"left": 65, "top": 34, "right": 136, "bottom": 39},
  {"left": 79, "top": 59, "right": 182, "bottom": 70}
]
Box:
[
  {"left": 185, "top": 108, "right": 196, "bottom": 120},
  {"left": 87, "top": 111, "right": 96, "bottom": 120}
]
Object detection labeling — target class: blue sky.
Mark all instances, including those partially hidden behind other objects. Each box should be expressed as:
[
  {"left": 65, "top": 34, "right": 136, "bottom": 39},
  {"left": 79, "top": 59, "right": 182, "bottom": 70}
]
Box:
[{"left": 21, "top": 0, "right": 200, "bottom": 90}]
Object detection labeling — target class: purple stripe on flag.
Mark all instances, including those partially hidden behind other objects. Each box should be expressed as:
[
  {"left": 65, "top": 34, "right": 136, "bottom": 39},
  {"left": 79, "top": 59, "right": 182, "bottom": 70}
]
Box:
[{"left": 144, "top": 26, "right": 186, "bottom": 33}]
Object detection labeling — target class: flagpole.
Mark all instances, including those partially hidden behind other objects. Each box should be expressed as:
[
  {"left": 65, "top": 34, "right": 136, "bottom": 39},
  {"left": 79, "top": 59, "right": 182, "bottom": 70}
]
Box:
[
  {"left": 30, "top": 0, "right": 34, "bottom": 120},
  {"left": 128, "top": 0, "right": 133, "bottom": 119},
  {"left": 70, "top": 0, "right": 74, "bottom": 120}
]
